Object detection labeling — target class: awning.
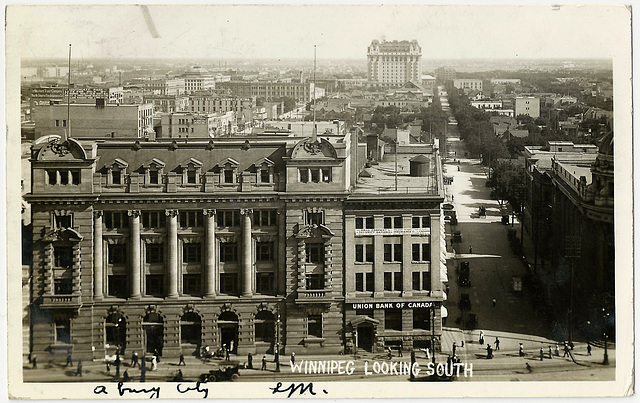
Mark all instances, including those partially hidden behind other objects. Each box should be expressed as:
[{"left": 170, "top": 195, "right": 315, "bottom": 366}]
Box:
[{"left": 441, "top": 305, "right": 449, "bottom": 318}]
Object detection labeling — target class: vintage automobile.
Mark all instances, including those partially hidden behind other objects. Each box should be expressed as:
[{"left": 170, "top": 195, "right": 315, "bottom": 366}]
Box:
[{"left": 200, "top": 365, "right": 240, "bottom": 382}]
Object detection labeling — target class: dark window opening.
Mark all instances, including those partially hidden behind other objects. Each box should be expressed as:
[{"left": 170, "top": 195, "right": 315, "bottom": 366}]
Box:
[
  {"left": 260, "top": 169, "right": 270, "bottom": 183},
  {"left": 255, "top": 310, "right": 275, "bottom": 342},
  {"left": 54, "top": 214, "right": 72, "bottom": 229},
  {"left": 305, "top": 243, "right": 324, "bottom": 263},
  {"left": 179, "top": 210, "right": 203, "bottom": 228},
  {"left": 149, "top": 170, "right": 159, "bottom": 185},
  {"left": 394, "top": 272, "right": 402, "bottom": 291},
  {"left": 108, "top": 275, "right": 127, "bottom": 298},
  {"left": 142, "top": 211, "right": 166, "bottom": 228},
  {"left": 187, "top": 170, "right": 197, "bottom": 184},
  {"left": 182, "top": 243, "right": 202, "bottom": 263},
  {"left": 47, "top": 170, "right": 57, "bottom": 185},
  {"left": 307, "top": 315, "right": 323, "bottom": 338},
  {"left": 182, "top": 274, "right": 201, "bottom": 296},
  {"left": 256, "top": 242, "right": 275, "bottom": 262},
  {"left": 112, "top": 170, "right": 122, "bottom": 185},
  {"left": 422, "top": 272, "right": 431, "bottom": 291},
  {"left": 71, "top": 170, "right": 80, "bottom": 185},
  {"left": 219, "top": 273, "right": 238, "bottom": 295},
  {"left": 146, "top": 275, "right": 164, "bottom": 297},
  {"left": 413, "top": 308, "right": 430, "bottom": 330},
  {"left": 54, "top": 246, "right": 73, "bottom": 268},
  {"left": 224, "top": 169, "right": 234, "bottom": 183},
  {"left": 384, "top": 309, "right": 402, "bottom": 331},
  {"left": 256, "top": 272, "right": 275, "bottom": 295},
  {"left": 54, "top": 278, "right": 73, "bottom": 295},
  {"left": 306, "top": 212, "right": 323, "bottom": 226},
  {"left": 59, "top": 170, "right": 69, "bottom": 185},
  {"left": 180, "top": 312, "right": 202, "bottom": 344},
  {"left": 55, "top": 319, "right": 71, "bottom": 344},
  {"left": 108, "top": 244, "right": 127, "bottom": 265},
  {"left": 217, "top": 211, "right": 240, "bottom": 227},
  {"left": 220, "top": 243, "right": 238, "bottom": 262},
  {"left": 306, "top": 273, "right": 324, "bottom": 290},
  {"left": 412, "top": 272, "right": 421, "bottom": 291},
  {"left": 146, "top": 244, "right": 164, "bottom": 264}
]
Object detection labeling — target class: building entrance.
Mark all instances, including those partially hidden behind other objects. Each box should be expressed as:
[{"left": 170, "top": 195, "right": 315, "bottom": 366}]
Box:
[
  {"left": 357, "top": 325, "right": 374, "bottom": 352},
  {"left": 142, "top": 313, "right": 164, "bottom": 355},
  {"left": 218, "top": 311, "right": 239, "bottom": 353}
]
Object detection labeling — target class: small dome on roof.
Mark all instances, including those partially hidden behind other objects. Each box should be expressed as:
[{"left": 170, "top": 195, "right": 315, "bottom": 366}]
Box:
[{"left": 409, "top": 155, "right": 429, "bottom": 163}]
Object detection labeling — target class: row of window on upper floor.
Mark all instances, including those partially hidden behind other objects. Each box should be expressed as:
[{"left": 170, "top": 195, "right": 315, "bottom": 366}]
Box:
[
  {"left": 355, "top": 243, "right": 430, "bottom": 263},
  {"left": 354, "top": 271, "right": 431, "bottom": 292},
  {"left": 355, "top": 216, "right": 431, "bottom": 229},
  {"left": 106, "top": 166, "right": 272, "bottom": 186}
]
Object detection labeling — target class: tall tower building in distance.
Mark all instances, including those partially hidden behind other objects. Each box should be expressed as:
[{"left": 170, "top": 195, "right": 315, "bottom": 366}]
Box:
[{"left": 367, "top": 39, "right": 422, "bottom": 87}]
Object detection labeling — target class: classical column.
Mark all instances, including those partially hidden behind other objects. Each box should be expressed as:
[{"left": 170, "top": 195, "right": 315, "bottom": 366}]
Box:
[
  {"left": 166, "top": 209, "right": 179, "bottom": 298},
  {"left": 128, "top": 210, "right": 142, "bottom": 299},
  {"left": 203, "top": 209, "right": 217, "bottom": 297},
  {"left": 93, "top": 210, "right": 104, "bottom": 300},
  {"left": 240, "top": 208, "right": 253, "bottom": 297}
]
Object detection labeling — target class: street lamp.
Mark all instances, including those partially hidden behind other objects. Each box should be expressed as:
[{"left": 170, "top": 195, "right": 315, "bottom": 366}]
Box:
[
  {"left": 275, "top": 307, "right": 281, "bottom": 372},
  {"left": 602, "top": 307, "right": 610, "bottom": 365}
]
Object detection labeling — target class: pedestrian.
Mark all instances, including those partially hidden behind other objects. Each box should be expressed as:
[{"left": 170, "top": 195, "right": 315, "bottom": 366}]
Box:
[
  {"left": 386, "top": 346, "right": 392, "bottom": 360},
  {"left": 178, "top": 352, "right": 186, "bottom": 366},
  {"left": 230, "top": 340, "right": 235, "bottom": 354},
  {"left": 555, "top": 343, "right": 560, "bottom": 356},
  {"left": 175, "top": 369, "right": 183, "bottom": 382},
  {"left": 123, "top": 370, "right": 131, "bottom": 382},
  {"left": 261, "top": 355, "right": 267, "bottom": 371},
  {"left": 225, "top": 345, "right": 230, "bottom": 361},
  {"left": 151, "top": 356, "right": 157, "bottom": 371},
  {"left": 587, "top": 343, "right": 592, "bottom": 356},
  {"left": 492, "top": 298, "right": 497, "bottom": 308},
  {"left": 486, "top": 344, "right": 493, "bottom": 359},
  {"left": 452, "top": 342, "right": 457, "bottom": 357},
  {"left": 75, "top": 359, "right": 83, "bottom": 377},
  {"left": 115, "top": 355, "right": 121, "bottom": 378},
  {"left": 563, "top": 342, "right": 570, "bottom": 358},
  {"left": 131, "top": 351, "right": 139, "bottom": 368},
  {"left": 452, "top": 195, "right": 455, "bottom": 201},
  {"left": 32, "top": 355, "right": 37, "bottom": 369},
  {"left": 548, "top": 346, "right": 553, "bottom": 359},
  {"left": 290, "top": 352, "right": 295, "bottom": 366},
  {"left": 494, "top": 337, "right": 500, "bottom": 350},
  {"left": 469, "top": 245, "right": 473, "bottom": 254},
  {"left": 526, "top": 363, "right": 532, "bottom": 373},
  {"left": 66, "top": 352, "right": 73, "bottom": 367},
  {"left": 247, "top": 353, "right": 253, "bottom": 369},
  {"left": 539, "top": 347, "right": 544, "bottom": 361},
  {"left": 140, "top": 357, "right": 146, "bottom": 383},
  {"left": 479, "top": 330, "right": 484, "bottom": 345},
  {"left": 519, "top": 343, "right": 524, "bottom": 357}
]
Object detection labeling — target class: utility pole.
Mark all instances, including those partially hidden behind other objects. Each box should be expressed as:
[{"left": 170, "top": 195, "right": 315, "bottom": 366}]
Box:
[
  {"left": 565, "top": 235, "right": 581, "bottom": 345},
  {"left": 394, "top": 140, "right": 398, "bottom": 191},
  {"left": 66, "top": 44, "right": 72, "bottom": 139}
]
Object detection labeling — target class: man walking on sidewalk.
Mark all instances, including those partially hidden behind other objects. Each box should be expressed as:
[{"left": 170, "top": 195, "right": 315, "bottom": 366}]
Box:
[
  {"left": 587, "top": 343, "right": 592, "bottom": 356},
  {"left": 494, "top": 337, "right": 500, "bottom": 350}
]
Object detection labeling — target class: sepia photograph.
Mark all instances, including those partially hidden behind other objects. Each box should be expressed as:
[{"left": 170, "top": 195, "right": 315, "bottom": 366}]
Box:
[{"left": 5, "top": 3, "right": 633, "bottom": 399}]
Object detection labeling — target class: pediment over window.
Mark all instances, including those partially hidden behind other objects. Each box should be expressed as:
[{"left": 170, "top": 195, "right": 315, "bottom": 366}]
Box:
[
  {"left": 142, "top": 158, "right": 166, "bottom": 169},
  {"left": 104, "top": 158, "right": 129, "bottom": 170},
  {"left": 43, "top": 228, "right": 83, "bottom": 243},
  {"left": 294, "top": 224, "right": 335, "bottom": 239},
  {"left": 215, "top": 157, "right": 240, "bottom": 168},
  {"left": 253, "top": 157, "right": 275, "bottom": 168},
  {"left": 178, "top": 158, "right": 203, "bottom": 169}
]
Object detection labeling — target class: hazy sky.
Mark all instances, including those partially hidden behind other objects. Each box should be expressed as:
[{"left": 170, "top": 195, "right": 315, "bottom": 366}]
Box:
[{"left": 8, "top": 4, "right": 631, "bottom": 61}]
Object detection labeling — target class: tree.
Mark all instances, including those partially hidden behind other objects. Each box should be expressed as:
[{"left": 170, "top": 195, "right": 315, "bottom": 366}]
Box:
[
  {"left": 487, "top": 161, "right": 526, "bottom": 210},
  {"left": 275, "top": 97, "right": 297, "bottom": 113}
]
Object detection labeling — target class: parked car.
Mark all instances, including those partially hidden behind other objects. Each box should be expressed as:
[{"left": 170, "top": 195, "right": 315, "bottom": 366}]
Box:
[{"left": 200, "top": 365, "right": 240, "bottom": 382}]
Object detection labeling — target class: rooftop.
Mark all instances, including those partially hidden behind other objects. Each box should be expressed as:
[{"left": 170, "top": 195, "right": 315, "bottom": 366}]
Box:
[{"left": 353, "top": 153, "right": 441, "bottom": 197}]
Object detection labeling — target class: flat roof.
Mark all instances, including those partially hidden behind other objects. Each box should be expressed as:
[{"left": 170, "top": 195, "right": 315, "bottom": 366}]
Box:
[{"left": 353, "top": 153, "right": 440, "bottom": 196}]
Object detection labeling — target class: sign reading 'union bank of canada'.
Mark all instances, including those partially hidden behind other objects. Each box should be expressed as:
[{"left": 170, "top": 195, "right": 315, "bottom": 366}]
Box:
[
  {"left": 354, "top": 228, "right": 430, "bottom": 236},
  {"left": 349, "top": 301, "right": 434, "bottom": 310}
]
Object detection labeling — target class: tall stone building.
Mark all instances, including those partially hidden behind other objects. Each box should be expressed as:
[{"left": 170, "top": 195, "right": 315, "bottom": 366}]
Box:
[
  {"left": 367, "top": 40, "right": 422, "bottom": 88},
  {"left": 25, "top": 127, "right": 445, "bottom": 361}
]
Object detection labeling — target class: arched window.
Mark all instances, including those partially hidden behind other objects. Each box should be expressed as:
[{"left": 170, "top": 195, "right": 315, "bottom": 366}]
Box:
[
  {"left": 254, "top": 311, "right": 275, "bottom": 342},
  {"left": 105, "top": 313, "right": 126, "bottom": 350}
]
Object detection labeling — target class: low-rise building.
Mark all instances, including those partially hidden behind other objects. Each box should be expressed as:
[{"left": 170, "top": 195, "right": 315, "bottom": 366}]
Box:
[{"left": 514, "top": 96, "right": 540, "bottom": 118}]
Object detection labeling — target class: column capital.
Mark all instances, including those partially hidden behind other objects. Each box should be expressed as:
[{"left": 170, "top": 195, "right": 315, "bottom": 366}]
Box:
[
  {"left": 128, "top": 210, "right": 141, "bottom": 218},
  {"left": 165, "top": 209, "right": 179, "bottom": 217},
  {"left": 203, "top": 209, "right": 217, "bottom": 217},
  {"left": 93, "top": 210, "right": 104, "bottom": 218},
  {"left": 240, "top": 208, "right": 253, "bottom": 216}
]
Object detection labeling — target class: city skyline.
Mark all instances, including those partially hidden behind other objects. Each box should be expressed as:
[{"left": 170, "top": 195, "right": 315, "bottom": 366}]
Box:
[{"left": 9, "top": 5, "right": 630, "bottom": 61}]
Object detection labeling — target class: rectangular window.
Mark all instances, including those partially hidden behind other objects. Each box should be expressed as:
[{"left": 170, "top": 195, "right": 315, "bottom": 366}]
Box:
[
  {"left": 256, "top": 272, "right": 274, "bottom": 295},
  {"left": 384, "top": 217, "right": 392, "bottom": 229},
  {"left": 219, "top": 273, "right": 238, "bottom": 295},
  {"left": 307, "top": 315, "right": 323, "bottom": 338},
  {"left": 149, "top": 170, "right": 159, "bottom": 185},
  {"left": 394, "top": 216, "right": 403, "bottom": 228},
  {"left": 306, "top": 273, "right": 324, "bottom": 290},
  {"left": 299, "top": 169, "right": 309, "bottom": 183},
  {"left": 256, "top": 242, "right": 274, "bottom": 262},
  {"left": 365, "top": 272, "right": 374, "bottom": 291},
  {"left": 142, "top": 211, "right": 166, "bottom": 228},
  {"left": 220, "top": 243, "right": 238, "bottom": 262},
  {"left": 310, "top": 168, "right": 320, "bottom": 183},
  {"left": 260, "top": 169, "right": 270, "bottom": 183},
  {"left": 112, "top": 170, "right": 122, "bottom": 185},
  {"left": 182, "top": 243, "right": 202, "bottom": 263},
  {"left": 254, "top": 210, "right": 277, "bottom": 227},
  {"left": 217, "top": 211, "right": 240, "bottom": 227},
  {"left": 412, "top": 272, "right": 421, "bottom": 291},
  {"left": 394, "top": 244, "right": 402, "bottom": 262},
  {"left": 187, "top": 170, "right": 197, "bottom": 184},
  {"left": 224, "top": 169, "right": 234, "bottom": 183},
  {"left": 413, "top": 309, "right": 430, "bottom": 330},
  {"left": 412, "top": 217, "right": 420, "bottom": 228},
  {"left": 146, "top": 274, "right": 164, "bottom": 297},
  {"left": 422, "top": 217, "right": 430, "bottom": 228},
  {"left": 47, "top": 170, "right": 57, "bottom": 185},
  {"left": 384, "top": 309, "right": 402, "bottom": 331},
  {"left": 355, "top": 273, "right": 364, "bottom": 291},
  {"left": 306, "top": 212, "right": 323, "bottom": 226},
  {"left": 55, "top": 319, "right": 71, "bottom": 344},
  {"left": 422, "top": 244, "right": 431, "bottom": 262},
  {"left": 71, "top": 170, "right": 80, "bottom": 185},
  {"left": 54, "top": 214, "right": 72, "bottom": 229},
  {"left": 108, "top": 244, "right": 127, "bottom": 264},
  {"left": 54, "top": 246, "right": 73, "bottom": 268},
  {"left": 384, "top": 272, "right": 392, "bottom": 291},
  {"left": 355, "top": 245, "right": 364, "bottom": 262},
  {"left": 422, "top": 272, "right": 431, "bottom": 291},
  {"left": 146, "top": 244, "right": 164, "bottom": 264},
  {"left": 55, "top": 120, "right": 60, "bottom": 127},
  {"left": 412, "top": 244, "right": 421, "bottom": 262},
  {"left": 322, "top": 168, "right": 332, "bottom": 183},
  {"left": 105, "top": 212, "right": 129, "bottom": 229},
  {"left": 108, "top": 275, "right": 127, "bottom": 298},
  {"left": 54, "top": 278, "right": 73, "bottom": 295},
  {"left": 305, "top": 243, "right": 323, "bottom": 263},
  {"left": 183, "top": 274, "right": 201, "bottom": 295},
  {"left": 394, "top": 272, "right": 402, "bottom": 291},
  {"left": 179, "top": 211, "right": 203, "bottom": 228},
  {"left": 59, "top": 169, "right": 69, "bottom": 185},
  {"left": 383, "top": 244, "right": 392, "bottom": 262}
]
